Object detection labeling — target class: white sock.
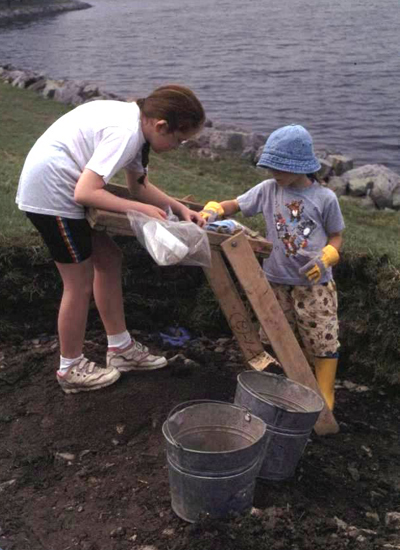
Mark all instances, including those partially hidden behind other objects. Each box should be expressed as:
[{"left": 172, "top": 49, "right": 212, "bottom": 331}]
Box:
[
  {"left": 59, "top": 354, "right": 84, "bottom": 373},
  {"left": 107, "top": 330, "right": 131, "bottom": 350}
]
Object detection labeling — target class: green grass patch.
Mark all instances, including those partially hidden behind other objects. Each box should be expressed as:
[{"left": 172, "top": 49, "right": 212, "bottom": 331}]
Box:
[
  {"left": 0, "top": 82, "right": 71, "bottom": 241},
  {"left": 339, "top": 199, "right": 400, "bottom": 265},
  {"left": 1, "top": 82, "right": 400, "bottom": 384}
]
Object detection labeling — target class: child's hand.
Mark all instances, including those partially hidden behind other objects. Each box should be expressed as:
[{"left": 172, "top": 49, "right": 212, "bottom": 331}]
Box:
[
  {"left": 200, "top": 201, "right": 224, "bottom": 222},
  {"left": 298, "top": 245, "right": 340, "bottom": 283}
]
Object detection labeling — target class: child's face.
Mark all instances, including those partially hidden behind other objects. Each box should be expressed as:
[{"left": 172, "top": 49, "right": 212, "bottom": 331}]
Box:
[
  {"left": 269, "top": 169, "right": 311, "bottom": 189},
  {"left": 146, "top": 120, "right": 201, "bottom": 153}
]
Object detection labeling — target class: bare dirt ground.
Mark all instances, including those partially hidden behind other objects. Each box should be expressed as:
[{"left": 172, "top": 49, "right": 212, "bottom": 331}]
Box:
[
  {"left": 0, "top": 241, "right": 399, "bottom": 550},
  {"left": 0, "top": 328, "right": 399, "bottom": 550}
]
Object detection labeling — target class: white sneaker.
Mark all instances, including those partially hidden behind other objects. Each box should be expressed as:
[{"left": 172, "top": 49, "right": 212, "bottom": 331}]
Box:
[
  {"left": 106, "top": 340, "right": 168, "bottom": 372},
  {"left": 57, "top": 357, "right": 121, "bottom": 394}
]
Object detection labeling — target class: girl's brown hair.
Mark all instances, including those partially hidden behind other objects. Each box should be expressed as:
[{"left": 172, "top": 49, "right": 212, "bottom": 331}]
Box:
[{"left": 136, "top": 85, "right": 205, "bottom": 134}]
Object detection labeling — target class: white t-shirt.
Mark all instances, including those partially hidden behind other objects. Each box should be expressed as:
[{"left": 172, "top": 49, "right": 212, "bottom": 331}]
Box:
[{"left": 16, "top": 100, "right": 147, "bottom": 219}]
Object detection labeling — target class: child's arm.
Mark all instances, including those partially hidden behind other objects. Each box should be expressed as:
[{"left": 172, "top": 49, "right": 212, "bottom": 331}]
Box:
[
  {"left": 299, "top": 231, "right": 343, "bottom": 284},
  {"left": 200, "top": 198, "right": 240, "bottom": 221},
  {"left": 74, "top": 169, "right": 167, "bottom": 220},
  {"left": 220, "top": 199, "right": 240, "bottom": 217},
  {"left": 327, "top": 232, "right": 343, "bottom": 252}
]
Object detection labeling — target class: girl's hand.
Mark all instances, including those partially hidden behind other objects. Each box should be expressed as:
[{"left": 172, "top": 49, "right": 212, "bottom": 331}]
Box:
[
  {"left": 132, "top": 203, "right": 167, "bottom": 220},
  {"left": 179, "top": 208, "right": 206, "bottom": 227}
]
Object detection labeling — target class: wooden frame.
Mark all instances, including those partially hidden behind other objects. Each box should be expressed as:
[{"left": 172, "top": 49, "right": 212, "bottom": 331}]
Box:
[{"left": 86, "top": 184, "right": 339, "bottom": 435}]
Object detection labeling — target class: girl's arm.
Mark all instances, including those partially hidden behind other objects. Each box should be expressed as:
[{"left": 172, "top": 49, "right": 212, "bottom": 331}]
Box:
[
  {"left": 74, "top": 169, "right": 167, "bottom": 220},
  {"left": 327, "top": 231, "right": 343, "bottom": 252},
  {"left": 126, "top": 170, "right": 205, "bottom": 226}
]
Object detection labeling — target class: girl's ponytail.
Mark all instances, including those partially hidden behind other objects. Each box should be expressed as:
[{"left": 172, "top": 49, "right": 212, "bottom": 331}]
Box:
[
  {"left": 136, "top": 97, "right": 146, "bottom": 110},
  {"left": 136, "top": 85, "right": 205, "bottom": 133}
]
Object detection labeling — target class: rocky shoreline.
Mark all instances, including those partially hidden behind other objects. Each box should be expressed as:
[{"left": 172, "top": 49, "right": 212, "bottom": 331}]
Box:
[
  {"left": 2, "top": 62, "right": 400, "bottom": 211},
  {"left": 0, "top": 0, "right": 91, "bottom": 24}
]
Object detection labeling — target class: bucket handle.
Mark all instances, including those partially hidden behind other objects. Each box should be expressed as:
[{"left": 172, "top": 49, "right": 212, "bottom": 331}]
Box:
[{"left": 165, "top": 399, "right": 253, "bottom": 449}]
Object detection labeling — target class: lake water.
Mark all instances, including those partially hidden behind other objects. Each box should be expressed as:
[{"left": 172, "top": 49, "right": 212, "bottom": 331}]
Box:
[{"left": 1, "top": 0, "right": 400, "bottom": 171}]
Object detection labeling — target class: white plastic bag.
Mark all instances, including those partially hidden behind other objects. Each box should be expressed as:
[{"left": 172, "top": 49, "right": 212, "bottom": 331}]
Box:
[{"left": 127, "top": 209, "right": 211, "bottom": 268}]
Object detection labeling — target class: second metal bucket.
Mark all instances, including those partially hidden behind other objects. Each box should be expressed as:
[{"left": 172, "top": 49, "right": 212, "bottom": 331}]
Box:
[
  {"left": 234, "top": 372, "right": 324, "bottom": 481},
  {"left": 162, "top": 400, "right": 267, "bottom": 522}
]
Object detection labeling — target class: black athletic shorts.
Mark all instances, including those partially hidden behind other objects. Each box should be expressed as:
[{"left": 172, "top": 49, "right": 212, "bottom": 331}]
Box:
[{"left": 26, "top": 212, "right": 92, "bottom": 264}]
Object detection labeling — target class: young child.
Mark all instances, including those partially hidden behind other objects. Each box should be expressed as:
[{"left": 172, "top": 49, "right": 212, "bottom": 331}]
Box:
[
  {"left": 16, "top": 84, "right": 206, "bottom": 394},
  {"left": 203, "top": 124, "right": 345, "bottom": 410}
]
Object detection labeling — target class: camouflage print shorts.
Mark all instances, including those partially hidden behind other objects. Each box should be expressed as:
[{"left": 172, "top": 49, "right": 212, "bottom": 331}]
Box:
[{"left": 260, "top": 280, "right": 340, "bottom": 359}]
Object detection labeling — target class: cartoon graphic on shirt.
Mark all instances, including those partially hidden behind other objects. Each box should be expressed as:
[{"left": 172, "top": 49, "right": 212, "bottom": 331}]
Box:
[
  {"left": 275, "top": 199, "right": 316, "bottom": 256},
  {"left": 285, "top": 200, "right": 304, "bottom": 222},
  {"left": 274, "top": 213, "right": 288, "bottom": 237},
  {"left": 297, "top": 219, "right": 317, "bottom": 248},
  {"left": 282, "top": 232, "right": 299, "bottom": 256}
]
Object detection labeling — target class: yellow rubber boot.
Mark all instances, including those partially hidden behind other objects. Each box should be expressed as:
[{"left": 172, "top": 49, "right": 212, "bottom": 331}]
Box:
[{"left": 314, "top": 357, "right": 338, "bottom": 410}]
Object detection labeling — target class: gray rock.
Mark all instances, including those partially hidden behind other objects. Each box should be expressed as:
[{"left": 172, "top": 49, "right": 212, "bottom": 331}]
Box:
[
  {"left": 318, "top": 158, "right": 334, "bottom": 180},
  {"left": 82, "top": 83, "right": 100, "bottom": 99},
  {"left": 392, "top": 187, "right": 400, "bottom": 209},
  {"left": 254, "top": 144, "right": 264, "bottom": 164},
  {"left": 181, "top": 127, "right": 212, "bottom": 149},
  {"left": 386, "top": 512, "right": 400, "bottom": 530},
  {"left": 365, "top": 512, "right": 380, "bottom": 525},
  {"left": 370, "top": 170, "right": 400, "bottom": 209},
  {"left": 53, "top": 80, "right": 85, "bottom": 105},
  {"left": 327, "top": 176, "right": 347, "bottom": 197},
  {"left": 343, "top": 165, "right": 400, "bottom": 209},
  {"left": 27, "top": 78, "right": 47, "bottom": 92},
  {"left": 42, "top": 79, "right": 64, "bottom": 99},
  {"left": 0, "top": 1, "right": 92, "bottom": 23},
  {"left": 240, "top": 146, "right": 258, "bottom": 162},
  {"left": 315, "top": 148, "right": 336, "bottom": 160},
  {"left": 349, "top": 176, "right": 373, "bottom": 197},
  {"left": 249, "top": 132, "right": 268, "bottom": 150},
  {"left": 209, "top": 130, "right": 251, "bottom": 152},
  {"left": 327, "top": 154, "right": 354, "bottom": 176}
]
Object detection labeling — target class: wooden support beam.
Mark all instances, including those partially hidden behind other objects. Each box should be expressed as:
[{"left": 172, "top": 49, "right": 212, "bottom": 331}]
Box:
[
  {"left": 203, "top": 250, "right": 277, "bottom": 371},
  {"left": 221, "top": 231, "right": 339, "bottom": 436},
  {"left": 86, "top": 206, "right": 272, "bottom": 258}
]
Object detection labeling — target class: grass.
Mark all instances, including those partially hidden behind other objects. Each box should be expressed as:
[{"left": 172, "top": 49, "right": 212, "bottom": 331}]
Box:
[
  {"left": 3, "top": 80, "right": 400, "bottom": 265},
  {"left": 1, "top": 80, "right": 400, "bottom": 384},
  {"left": 0, "top": 82, "right": 71, "bottom": 242},
  {"left": 339, "top": 200, "right": 400, "bottom": 265}
]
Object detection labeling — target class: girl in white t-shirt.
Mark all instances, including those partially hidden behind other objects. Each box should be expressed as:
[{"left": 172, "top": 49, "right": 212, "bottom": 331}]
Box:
[{"left": 16, "top": 84, "right": 206, "bottom": 394}]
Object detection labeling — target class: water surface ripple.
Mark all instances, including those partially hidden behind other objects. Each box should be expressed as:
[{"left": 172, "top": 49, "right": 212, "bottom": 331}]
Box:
[{"left": 1, "top": 0, "right": 399, "bottom": 170}]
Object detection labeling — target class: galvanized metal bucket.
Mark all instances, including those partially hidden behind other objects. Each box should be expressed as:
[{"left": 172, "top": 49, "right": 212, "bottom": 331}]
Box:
[
  {"left": 234, "top": 372, "right": 324, "bottom": 481},
  {"left": 162, "top": 400, "right": 267, "bottom": 522}
]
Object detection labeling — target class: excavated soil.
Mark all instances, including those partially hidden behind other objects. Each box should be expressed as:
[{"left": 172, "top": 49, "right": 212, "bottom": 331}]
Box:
[{"left": 0, "top": 242, "right": 399, "bottom": 550}]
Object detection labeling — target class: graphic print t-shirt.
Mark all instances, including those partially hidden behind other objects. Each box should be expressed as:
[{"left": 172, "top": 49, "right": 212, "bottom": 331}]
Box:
[{"left": 237, "top": 179, "right": 345, "bottom": 285}]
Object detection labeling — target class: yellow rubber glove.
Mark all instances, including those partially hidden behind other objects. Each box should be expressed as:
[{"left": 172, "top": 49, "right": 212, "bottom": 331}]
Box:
[
  {"left": 200, "top": 201, "right": 225, "bottom": 222},
  {"left": 299, "top": 244, "right": 340, "bottom": 283}
]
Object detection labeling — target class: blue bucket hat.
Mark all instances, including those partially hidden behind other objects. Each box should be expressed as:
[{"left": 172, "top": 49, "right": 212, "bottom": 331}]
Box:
[{"left": 257, "top": 124, "right": 321, "bottom": 174}]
